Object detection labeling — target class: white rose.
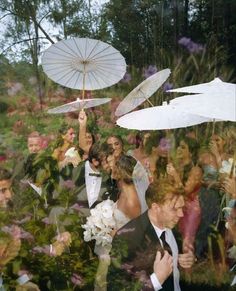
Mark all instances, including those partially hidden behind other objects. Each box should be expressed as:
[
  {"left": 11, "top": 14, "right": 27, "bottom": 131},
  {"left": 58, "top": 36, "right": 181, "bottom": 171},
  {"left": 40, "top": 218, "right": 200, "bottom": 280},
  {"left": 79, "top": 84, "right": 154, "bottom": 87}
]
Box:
[{"left": 65, "top": 147, "right": 80, "bottom": 158}]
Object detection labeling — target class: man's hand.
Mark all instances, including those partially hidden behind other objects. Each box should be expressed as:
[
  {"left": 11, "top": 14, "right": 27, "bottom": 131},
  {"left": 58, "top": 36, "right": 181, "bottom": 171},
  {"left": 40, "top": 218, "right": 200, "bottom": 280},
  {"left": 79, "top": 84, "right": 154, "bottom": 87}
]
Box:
[
  {"left": 153, "top": 251, "right": 173, "bottom": 285},
  {"left": 178, "top": 250, "right": 195, "bottom": 269},
  {"left": 78, "top": 109, "right": 87, "bottom": 126}
]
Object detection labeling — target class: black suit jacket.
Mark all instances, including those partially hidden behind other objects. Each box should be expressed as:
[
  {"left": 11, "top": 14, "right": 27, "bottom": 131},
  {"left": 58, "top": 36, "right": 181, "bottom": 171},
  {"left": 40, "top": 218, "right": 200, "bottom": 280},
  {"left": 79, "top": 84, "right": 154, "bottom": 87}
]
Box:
[
  {"left": 61, "top": 161, "right": 118, "bottom": 208},
  {"left": 107, "top": 211, "right": 174, "bottom": 291}
]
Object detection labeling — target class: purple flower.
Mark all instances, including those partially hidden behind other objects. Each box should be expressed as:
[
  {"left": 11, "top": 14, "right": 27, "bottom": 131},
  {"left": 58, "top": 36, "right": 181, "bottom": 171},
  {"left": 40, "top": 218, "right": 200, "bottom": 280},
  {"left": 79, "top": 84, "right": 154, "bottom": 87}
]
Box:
[
  {"left": 71, "top": 273, "right": 83, "bottom": 286},
  {"left": 13, "top": 215, "right": 32, "bottom": 225},
  {"left": 32, "top": 246, "right": 45, "bottom": 254},
  {"left": 2, "top": 225, "right": 21, "bottom": 239},
  {"left": 163, "top": 82, "right": 173, "bottom": 92},
  {"left": 32, "top": 245, "right": 53, "bottom": 256},
  {"left": 187, "top": 42, "right": 204, "bottom": 53},
  {"left": 62, "top": 179, "right": 75, "bottom": 189},
  {"left": 70, "top": 203, "right": 84, "bottom": 212},
  {"left": 42, "top": 217, "right": 51, "bottom": 225},
  {"left": 19, "top": 229, "right": 34, "bottom": 241},
  {"left": 121, "top": 72, "right": 132, "bottom": 83},
  {"left": 178, "top": 37, "right": 191, "bottom": 46},
  {"left": 178, "top": 37, "right": 204, "bottom": 54},
  {"left": 143, "top": 65, "right": 158, "bottom": 79}
]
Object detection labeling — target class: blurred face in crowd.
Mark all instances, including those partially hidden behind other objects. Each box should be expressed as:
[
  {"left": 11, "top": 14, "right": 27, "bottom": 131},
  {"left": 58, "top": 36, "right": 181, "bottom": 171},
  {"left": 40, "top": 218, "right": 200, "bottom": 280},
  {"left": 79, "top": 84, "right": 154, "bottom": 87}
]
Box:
[
  {"left": 158, "top": 137, "right": 171, "bottom": 157},
  {"left": 176, "top": 140, "right": 191, "bottom": 161},
  {"left": 0, "top": 179, "right": 12, "bottom": 208},
  {"left": 107, "top": 136, "right": 123, "bottom": 158},
  {"left": 211, "top": 134, "right": 225, "bottom": 153},
  {"left": 63, "top": 128, "right": 75, "bottom": 144},
  {"left": 27, "top": 137, "right": 41, "bottom": 154}
]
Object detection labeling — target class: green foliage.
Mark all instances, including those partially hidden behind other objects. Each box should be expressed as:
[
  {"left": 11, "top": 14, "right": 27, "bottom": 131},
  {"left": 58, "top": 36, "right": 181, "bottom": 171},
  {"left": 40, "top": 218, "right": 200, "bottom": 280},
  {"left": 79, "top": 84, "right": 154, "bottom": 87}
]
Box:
[{"left": 0, "top": 179, "right": 98, "bottom": 290}]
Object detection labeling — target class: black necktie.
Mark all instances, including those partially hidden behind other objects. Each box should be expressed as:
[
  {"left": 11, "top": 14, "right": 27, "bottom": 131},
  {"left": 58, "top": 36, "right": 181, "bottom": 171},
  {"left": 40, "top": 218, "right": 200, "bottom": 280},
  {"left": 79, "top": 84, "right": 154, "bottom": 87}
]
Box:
[
  {"left": 160, "top": 231, "right": 174, "bottom": 289},
  {"left": 89, "top": 172, "right": 101, "bottom": 177},
  {"left": 160, "top": 231, "right": 172, "bottom": 256}
]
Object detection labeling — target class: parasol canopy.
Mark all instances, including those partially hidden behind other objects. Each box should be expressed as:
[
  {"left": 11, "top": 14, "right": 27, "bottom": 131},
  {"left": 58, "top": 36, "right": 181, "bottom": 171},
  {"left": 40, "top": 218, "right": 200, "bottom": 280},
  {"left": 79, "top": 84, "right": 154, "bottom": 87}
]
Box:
[
  {"left": 116, "top": 102, "right": 211, "bottom": 130},
  {"left": 42, "top": 37, "right": 126, "bottom": 91},
  {"left": 115, "top": 68, "right": 171, "bottom": 117},
  {"left": 170, "top": 91, "right": 236, "bottom": 122},
  {"left": 167, "top": 77, "right": 235, "bottom": 95},
  {"left": 47, "top": 97, "right": 111, "bottom": 114}
]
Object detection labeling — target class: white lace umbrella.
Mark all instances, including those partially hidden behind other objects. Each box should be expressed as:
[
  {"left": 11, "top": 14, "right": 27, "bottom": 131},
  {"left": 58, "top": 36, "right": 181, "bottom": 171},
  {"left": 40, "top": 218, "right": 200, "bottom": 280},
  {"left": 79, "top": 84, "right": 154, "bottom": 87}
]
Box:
[
  {"left": 116, "top": 102, "right": 211, "bottom": 130},
  {"left": 42, "top": 38, "right": 126, "bottom": 93},
  {"left": 170, "top": 91, "right": 236, "bottom": 122},
  {"left": 47, "top": 97, "right": 111, "bottom": 114},
  {"left": 167, "top": 77, "right": 235, "bottom": 95},
  {"left": 115, "top": 68, "right": 171, "bottom": 117}
]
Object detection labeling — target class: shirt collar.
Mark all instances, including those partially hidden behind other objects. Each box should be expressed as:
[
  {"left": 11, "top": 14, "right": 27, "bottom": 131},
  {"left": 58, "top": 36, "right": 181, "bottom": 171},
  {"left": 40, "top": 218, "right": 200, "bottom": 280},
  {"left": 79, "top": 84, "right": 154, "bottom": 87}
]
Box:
[
  {"left": 85, "top": 160, "right": 100, "bottom": 175},
  {"left": 151, "top": 222, "right": 167, "bottom": 239}
]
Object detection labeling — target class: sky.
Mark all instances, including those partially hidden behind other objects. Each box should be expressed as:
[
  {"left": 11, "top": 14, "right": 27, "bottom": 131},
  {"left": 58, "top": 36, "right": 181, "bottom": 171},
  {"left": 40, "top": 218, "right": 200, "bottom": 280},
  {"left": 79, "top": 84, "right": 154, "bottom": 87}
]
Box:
[{"left": 0, "top": 0, "right": 110, "bottom": 62}]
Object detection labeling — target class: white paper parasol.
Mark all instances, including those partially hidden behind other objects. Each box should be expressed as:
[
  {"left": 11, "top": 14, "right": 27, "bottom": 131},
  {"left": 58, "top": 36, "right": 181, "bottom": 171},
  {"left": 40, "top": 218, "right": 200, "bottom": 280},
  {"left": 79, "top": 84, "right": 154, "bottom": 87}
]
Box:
[
  {"left": 42, "top": 38, "right": 126, "bottom": 92},
  {"left": 170, "top": 91, "right": 236, "bottom": 122},
  {"left": 116, "top": 102, "right": 211, "bottom": 130},
  {"left": 115, "top": 68, "right": 171, "bottom": 117},
  {"left": 167, "top": 77, "right": 235, "bottom": 95},
  {"left": 47, "top": 97, "right": 111, "bottom": 114}
]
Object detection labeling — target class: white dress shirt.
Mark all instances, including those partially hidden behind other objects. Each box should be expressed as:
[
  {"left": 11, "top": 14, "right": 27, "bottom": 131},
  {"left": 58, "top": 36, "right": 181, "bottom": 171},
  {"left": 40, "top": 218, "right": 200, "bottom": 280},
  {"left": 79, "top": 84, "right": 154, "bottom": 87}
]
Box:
[
  {"left": 150, "top": 224, "right": 181, "bottom": 291},
  {"left": 85, "top": 161, "right": 102, "bottom": 208}
]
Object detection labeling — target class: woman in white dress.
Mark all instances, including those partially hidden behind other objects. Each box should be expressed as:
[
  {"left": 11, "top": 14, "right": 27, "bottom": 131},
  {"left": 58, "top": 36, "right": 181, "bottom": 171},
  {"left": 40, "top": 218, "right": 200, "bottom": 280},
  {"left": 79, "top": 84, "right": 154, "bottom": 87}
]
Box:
[
  {"left": 94, "top": 155, "right": 141, "bottom": 291},
  {"left": 113, "top": 154, "right": 141, "bottom": 229}
]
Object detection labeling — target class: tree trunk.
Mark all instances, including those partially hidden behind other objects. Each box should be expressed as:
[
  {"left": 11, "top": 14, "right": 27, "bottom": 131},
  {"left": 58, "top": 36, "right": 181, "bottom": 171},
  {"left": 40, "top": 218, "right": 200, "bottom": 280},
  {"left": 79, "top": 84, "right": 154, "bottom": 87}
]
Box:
[{"left": 183, "top": 0, "right": 189, "bottom": 35}]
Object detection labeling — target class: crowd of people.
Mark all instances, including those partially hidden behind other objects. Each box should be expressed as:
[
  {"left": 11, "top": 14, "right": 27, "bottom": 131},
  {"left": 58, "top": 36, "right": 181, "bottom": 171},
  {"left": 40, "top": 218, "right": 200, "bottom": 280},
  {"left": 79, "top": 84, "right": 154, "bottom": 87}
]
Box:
[{"left": 0, "top": 108, "right": 235, "bottom": 290}]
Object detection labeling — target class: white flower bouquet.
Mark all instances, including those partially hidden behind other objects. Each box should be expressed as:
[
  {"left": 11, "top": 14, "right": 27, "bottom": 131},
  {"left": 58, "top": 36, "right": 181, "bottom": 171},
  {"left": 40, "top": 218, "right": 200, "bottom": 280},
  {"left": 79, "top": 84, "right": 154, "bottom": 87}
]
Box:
[{"left": 82, "top": 199, "right": 116, "bottom": 247}]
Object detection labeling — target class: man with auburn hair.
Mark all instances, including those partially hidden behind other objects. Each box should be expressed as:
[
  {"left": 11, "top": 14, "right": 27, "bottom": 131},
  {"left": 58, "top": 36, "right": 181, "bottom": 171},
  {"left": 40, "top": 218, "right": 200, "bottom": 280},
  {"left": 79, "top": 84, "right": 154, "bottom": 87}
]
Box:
[{"left": 107, "top": 178, "right": 195, "bottom": 291}]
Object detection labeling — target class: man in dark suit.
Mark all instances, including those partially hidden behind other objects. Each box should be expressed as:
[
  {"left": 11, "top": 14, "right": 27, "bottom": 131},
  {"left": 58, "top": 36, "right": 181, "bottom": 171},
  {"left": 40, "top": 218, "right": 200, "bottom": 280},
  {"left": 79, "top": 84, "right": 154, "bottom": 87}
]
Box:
[
  {"left": 62, "top": 142, "right": 118, "bottom": 216},
  {"left": 107, "top": 179, "right": 195, "bottom": 290}
]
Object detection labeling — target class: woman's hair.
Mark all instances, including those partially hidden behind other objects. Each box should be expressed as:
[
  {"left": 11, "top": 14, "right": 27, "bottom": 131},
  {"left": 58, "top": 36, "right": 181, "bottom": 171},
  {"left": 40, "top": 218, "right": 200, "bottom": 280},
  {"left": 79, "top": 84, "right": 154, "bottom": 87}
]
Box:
[
  {"left": 176, "top": 135, "right": 200, "bottom": 165},
  {"left": 135, "top": 131, "right": 149, "bottom": 148},
  {"left": 175, "top": 136, "right": 200, "bottom": 184},
  {"left": 144, "top": 131, "right": 165, "bottom": 155},
  {"left": 221, "top": 126, "right": 236, "bottom": 155},
  {"left": 115, "top": 154, "right": 136, "bottom": 184},
  {"left": 155, "top": 156, "right": 168, "bottom": 179},
  {"left": 106, "top": 134, "right": 124, "bottom": 147},
  {"left": 89, "top": 133, "right": 96, "bottom": 145},
  {"left": 52, "top": 124, "right": 75, "bottom": 149},
  {"left": 88, "top": 143, "right": 104, "bottom": 163}
]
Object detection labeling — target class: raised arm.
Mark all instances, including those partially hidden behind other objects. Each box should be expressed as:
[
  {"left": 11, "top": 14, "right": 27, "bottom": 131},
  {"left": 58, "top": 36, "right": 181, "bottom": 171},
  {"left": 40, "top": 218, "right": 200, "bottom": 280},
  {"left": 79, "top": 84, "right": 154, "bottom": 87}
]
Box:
[
  {"left": 167, "top": 163, "right": 202, "bottom": 194},
  {"left": 78, "top": 109, "right": 90, "bottom": 154}
]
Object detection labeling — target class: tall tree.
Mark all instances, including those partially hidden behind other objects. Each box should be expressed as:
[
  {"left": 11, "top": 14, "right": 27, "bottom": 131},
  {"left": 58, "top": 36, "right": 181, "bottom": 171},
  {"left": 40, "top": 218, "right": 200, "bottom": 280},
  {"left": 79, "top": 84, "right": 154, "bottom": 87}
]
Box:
[{"left": 0, "top": 0, "right": 54, "bottom": 107}]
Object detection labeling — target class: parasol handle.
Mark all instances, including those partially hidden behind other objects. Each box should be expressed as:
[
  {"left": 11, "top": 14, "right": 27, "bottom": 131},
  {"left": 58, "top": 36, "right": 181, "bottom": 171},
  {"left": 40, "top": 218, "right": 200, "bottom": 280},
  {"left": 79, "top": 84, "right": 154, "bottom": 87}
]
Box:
[
  {"left": 229, "top": 155, "right": 235, "bottom": 179},
  {"left": 82, "top": 63, "right": 86, "bottom": 101},
  {"left": 212, "top": 119, "right": 216, "bottom": 135},
  {"left": 166, "top": 129, "right": 171, "bottom": 163},
  {"left": 139, "top": 88, "right": 154, "bottom": 107},
  {"left": 146, "top": 98, "right": 154, "bottom": 107}
]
